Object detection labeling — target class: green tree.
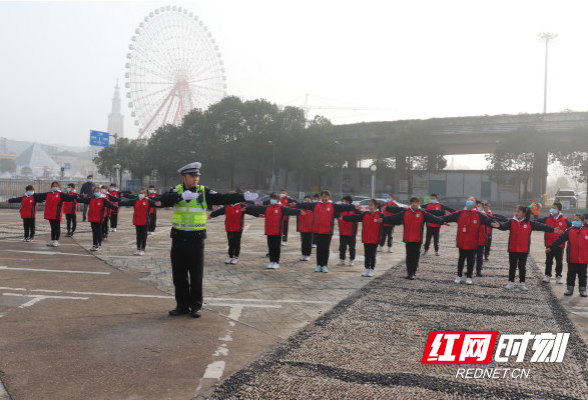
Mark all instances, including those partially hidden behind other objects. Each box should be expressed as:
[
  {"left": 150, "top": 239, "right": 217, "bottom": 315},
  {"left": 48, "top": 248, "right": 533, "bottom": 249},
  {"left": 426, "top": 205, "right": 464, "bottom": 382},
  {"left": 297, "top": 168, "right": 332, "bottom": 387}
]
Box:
[{"left": 0, "top": 158, "right": 17, "bottom": 173}]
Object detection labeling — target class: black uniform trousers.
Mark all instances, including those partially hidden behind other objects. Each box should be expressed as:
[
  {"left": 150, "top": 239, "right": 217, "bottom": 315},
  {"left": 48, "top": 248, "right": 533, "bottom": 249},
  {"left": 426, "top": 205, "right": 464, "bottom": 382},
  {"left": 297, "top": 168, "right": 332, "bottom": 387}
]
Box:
[
  {"left": 149, "top": 212, "right": 157, "bottom": 232},
  {"left": 66, "top": 213, "right": 76, "bottom": 234},
  {"left": 90, "top": 222, "right": 102, "bottom": 247},
  {"left": 110, "top": 212, "right": 118, "bottom": 229},
  {"left": 300, "top": 232, "right": 313, "bottom": 257},
  {"left": 339, "top": 235, "right": 356, "bottom": 260},
  {"left": 136, "top": 225, "right": 148, "bottom": 250},
  {"left": 508, "top": 252, "right": 528, "bottom": 283},
  {"left": 227, "top": 231, "right": 242, "bottom": 258},
  {"left": 567, "top": 263, "right": 588, "bottom": 288},
  {"left": 484, "top": 235, "right": 492, "bottom": 259},
  {"left": 282, "top": 217, "right": 289, "bottom": 242},
  {"left": 405, "top": 242, "right": 422, "bottom": 276},
  {"left": 171, "top": 230, "right": 205, "bottom": 311},
  {"left": 49, "top": 219, "right": 61, "bottom": 241},
  {"left": 364, "top": 243, "right": 378, "bottom": 270},
  {"left": 545, "top": 246, "right": 564, "bottom": 277},
  {"left": 314, "top": 233, "right": 332, "bottom": 266},
  {"left": 23, "top": 218, "right": 35, "bottom": 239},
  {"left": 267, "top": 235, "right": 281, "bottom": 263},
  {"left": 458, "top": 249, "right": 476, "bottom": 278},
  {"left": 379, "top": 226, "right": 394, "bottom": 248},
  {"left": 102, "top": 216, "right": 109, "bottom": 238},
  {"left": 424, "top": 225, "right": 440, "bottom": 252}
]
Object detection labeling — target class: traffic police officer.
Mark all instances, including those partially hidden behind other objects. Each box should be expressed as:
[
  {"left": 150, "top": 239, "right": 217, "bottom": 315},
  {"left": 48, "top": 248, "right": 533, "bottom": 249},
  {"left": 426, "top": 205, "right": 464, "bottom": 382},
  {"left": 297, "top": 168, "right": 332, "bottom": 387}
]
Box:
[{"left": 160, "top": 162, "right": 258, "bottom": 318}]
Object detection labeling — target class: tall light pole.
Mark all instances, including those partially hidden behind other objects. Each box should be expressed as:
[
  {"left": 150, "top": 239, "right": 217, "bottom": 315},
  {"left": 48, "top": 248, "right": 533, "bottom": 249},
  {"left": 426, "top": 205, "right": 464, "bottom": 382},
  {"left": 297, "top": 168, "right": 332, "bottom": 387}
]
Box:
[
  {"left": 268, "top": 140, "right": 276, "bottom": 193},
  {"left": 113, "top": 164, "right": 121, "bottom": 189},
  {"left": 370, "top": 164, "right": 377, "bottom": 199},
  {"left": 539, "top": 32, "right": 557, "bottom": 114},
  {"left": 334, "top": 141, "right": 344, "bottom": 199}
]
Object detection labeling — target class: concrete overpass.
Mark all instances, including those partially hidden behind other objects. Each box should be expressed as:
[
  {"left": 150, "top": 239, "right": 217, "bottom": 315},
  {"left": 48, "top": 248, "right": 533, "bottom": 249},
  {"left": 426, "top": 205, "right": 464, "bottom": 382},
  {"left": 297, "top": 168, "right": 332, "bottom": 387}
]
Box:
[{"left": 333, "top": 111, "right": 588, "bottom": 198}]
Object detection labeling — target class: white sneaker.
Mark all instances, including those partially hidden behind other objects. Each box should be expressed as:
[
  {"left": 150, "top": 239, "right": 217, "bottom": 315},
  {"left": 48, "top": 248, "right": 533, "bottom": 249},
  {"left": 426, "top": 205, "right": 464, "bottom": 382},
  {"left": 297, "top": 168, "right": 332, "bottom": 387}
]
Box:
[
  {"left": 46, "top": 241, "right": 54, "bottom": 246},
  {"left": 113, "top": 228, "right": 117, "bottom": 232},
  {"left": 230, "top": 258, "right": 238, "bottom": 264},
  {"left": 377, "top": 246, "right": 383, "bottom": 252},
  {"left": 281, "top": 241, "right": 287, "bottom": 246},
  {"left": 299, "top": 255, "right": 307, "bottom": 261},
  {"left": 267, "top": 263, "right": 274, "bottom": 269},
  {"left": 387, "top": 247, "right": 392, "bottom": 253},
  {"left": 465, "top": 277, "right": 473, "bottom": 285},
  {"left": 556, "top": 276, "right": 563, "bottom": 284},
  {"left": 367, "top": 269, "right": 374, "bottom": 277},
  {"left": 21, "top": 238, "right": 27, "bottom": 242},
  {"left": 134, "top": 250, "right": 141, "bottom": 255},
  {"left": 362, "top": 268, "right": 370, "bottom": 277},
  {"left": 454, "top": 277, "right": 462, "bottom": 284},
  {"left": 225, "top": 258, "right": 233, "bottom": 264},
  {"left": 109, "top": 228, "right": 114, "bottom": 232},
  {"left": 270, "top": 262, "right": 280, "bottom": 269},
  {"left": 52, "top": 241, "right": 59, "bottom": 247},
  {"left": 542, "top": 275, "right": 551, "bottom": 283},
  {"left": 138, "top": 250, "right": 145, "bottom": 256},
  {"left": 337, "top": 259, "right": 346, "bottom": 266},
  {"left": 348, "top": 260, "right": 354, "bottom": 266},
  {"left": 90, "top": 246, "right": 98, "bottom": 251},
  {"left": 312, "top": 244, "right": 317, "bottom": 248},
  {"left": 147, "top": 232, "right": 154, "bottom": 236},
  {"left": 505, "top": 281, "right": 515, "bottom": 289},
  {"left": 520, "top": 283, "right": 528, "bottom": 291}
]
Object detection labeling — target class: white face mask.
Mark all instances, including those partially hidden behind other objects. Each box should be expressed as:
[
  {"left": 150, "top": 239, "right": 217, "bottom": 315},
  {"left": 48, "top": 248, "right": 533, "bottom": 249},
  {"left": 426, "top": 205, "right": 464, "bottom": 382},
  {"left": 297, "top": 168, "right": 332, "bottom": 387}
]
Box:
[
  {"left": 279, "top": 193, "right": 286, "bottom": 198},
  {"left": 138, "top": 194, "right": 145, "bottom": 200}
]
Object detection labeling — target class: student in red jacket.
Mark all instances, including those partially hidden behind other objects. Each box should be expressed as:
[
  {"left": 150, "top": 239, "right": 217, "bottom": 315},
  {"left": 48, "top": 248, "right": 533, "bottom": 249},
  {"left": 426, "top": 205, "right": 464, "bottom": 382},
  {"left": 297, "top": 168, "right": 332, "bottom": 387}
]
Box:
[
  {"left": 422, "top": 194, "right": 455, "bottom": 256},
  {"left": 492, "top": 205, "right": 560, "bottom": 290},
  {"left": 76, "top": 187, "right": 119, "bottom": 251},
  {"left": 35, "top": 181, "right": 78, "bottom": 247},
  {"left": 441, "top": 196, "right": 495, "bottom": 285},
  {"left": 378, "top": 194, "right": 397, "bottom": 253},
  {"left": 147, "top": 185, "right": 159, "bottom": 235},
  {"left": 337, "top": 195, "right": 358, "bottom": 266},
  {"left": 547, "top": 213, "right": 588, "bottom": 297},
  {"left": 63, "top": 183, "right": 78, "bottom": 237},
  {"left": 246, "top": 193, "right": 301, "bottom": 269},
  {"left": 107, "top": 183, "right": 121, "bottom": 233},
  {"left": 209, "top": 191, "right": 249, "bottom": 264},
  {"left": 119, "top": 189, "right": 161, "bottom": 255},
  {"left": 384, "top": 197, "right": 446, "bottom": 280},
  {"left": 7, "top": 185, "right": 45, "bottom": 242},
  {"left": 537, "top": 202, "right": 571, "bottom": 284},
  {"left": 278, "top": 189, "right": 298, "bottom": 245},
  {"left": 100, "top": 186, "right": 120, "bottom": 240},
  {"left": 343, "top": 199, "right": 384, "bottom": 277},
  {"left": 297, "top": 195, "right": 314, "bottom": 261},
  {"left": 296, "top": 190, "right": 357, "bottom": 273}
]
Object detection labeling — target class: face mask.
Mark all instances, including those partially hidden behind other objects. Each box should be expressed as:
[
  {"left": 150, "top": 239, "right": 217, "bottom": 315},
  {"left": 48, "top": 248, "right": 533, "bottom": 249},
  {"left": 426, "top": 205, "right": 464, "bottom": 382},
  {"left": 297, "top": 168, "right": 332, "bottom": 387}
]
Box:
[
  {"left": 87, "top": 179, "right": 92, "bottom": 183},
  {"left": 26, "top": 191, "right": 34, "bottom": 196},
  {"left": 465, "top": 200, "right": 474, "bottom": 208},
  {"left": 572, "top": 221, "right": 582, "bottom": 229},
  {"left": 109, "top": 188, "right": 115, "bottom": 192},
  {"left": 550, "top": 208, "right": 558, "bottom": 215},
  {"left": 66, "top": 188, "right": 71, "bottom": 192},
  {"left": 101, "top": 189, "right": 106, "bottom": 194},
  {"left": 138, "top": 194, "right": 145, "bottom": 200},
  {"left": 270, "top": 199, "right": 278, "bottom": 205},
  {"left": 93, "top": 192, "right": 100, "bottom": 198},
  {"left": 51, "top": 187, "right": 59, "bottom": 192},
  {"left": 279, "top": 194, "right": 286, "bottom": 198},
  {"left": 429, "top": 199, "right": 437, "bottom": 204},
  {"left": 148, "top": 190, "right": 154, "bottom": 194}
]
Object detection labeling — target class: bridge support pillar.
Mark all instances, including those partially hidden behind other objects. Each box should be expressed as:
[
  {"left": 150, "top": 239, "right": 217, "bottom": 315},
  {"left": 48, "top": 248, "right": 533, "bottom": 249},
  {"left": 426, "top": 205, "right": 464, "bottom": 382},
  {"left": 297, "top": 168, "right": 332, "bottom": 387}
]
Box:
[{"left": 532, "top": 149, "right": 548, "bottom": 200}]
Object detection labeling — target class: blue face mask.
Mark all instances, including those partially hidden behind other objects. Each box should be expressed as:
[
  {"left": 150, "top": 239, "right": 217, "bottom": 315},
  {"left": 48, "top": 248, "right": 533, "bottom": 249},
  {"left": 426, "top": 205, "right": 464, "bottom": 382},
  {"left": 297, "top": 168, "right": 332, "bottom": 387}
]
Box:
[
  {"left": 430, "top": 199, "right": 437, "bottom": 204},
  {"left": 26, "top": 191, "right": 34, "bottom": 196},
  {"left": 93, "top": 192, "right": 101, "bottom": 198},
  {"left": 572, "top": 221, "right": 582, "bottom": 229},
  {"left": 465, "top": 200, "right": 474, "bottom": 208},
  {"left": 87, "top": 179, "right": 92, "bottom": 183},
  {"left": 51, "top": 187, "right": 59, "bottom": 192},
  {"left": 148, "top": 190, "right": 154, "bottom": 194},
  {"left": 550, "top": 208, "right": 558, "bottom": 215},
  {"left": 270, "top": 199, "right": 278, "bottom": 205}
]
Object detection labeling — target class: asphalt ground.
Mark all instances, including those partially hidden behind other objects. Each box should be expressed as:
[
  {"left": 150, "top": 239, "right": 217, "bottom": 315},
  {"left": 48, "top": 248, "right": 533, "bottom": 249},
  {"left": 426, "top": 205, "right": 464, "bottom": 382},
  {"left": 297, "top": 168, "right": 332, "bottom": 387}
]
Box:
[{"left": 1, "top": 208, "right": 588, "bottom": 399}]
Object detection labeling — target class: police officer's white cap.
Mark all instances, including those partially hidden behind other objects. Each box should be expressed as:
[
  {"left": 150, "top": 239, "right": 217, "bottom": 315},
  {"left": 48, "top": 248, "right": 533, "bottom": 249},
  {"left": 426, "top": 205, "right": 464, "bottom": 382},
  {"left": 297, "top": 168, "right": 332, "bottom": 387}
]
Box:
[{"left": 178, "top": 162, "right": 202, "bottom": 175}]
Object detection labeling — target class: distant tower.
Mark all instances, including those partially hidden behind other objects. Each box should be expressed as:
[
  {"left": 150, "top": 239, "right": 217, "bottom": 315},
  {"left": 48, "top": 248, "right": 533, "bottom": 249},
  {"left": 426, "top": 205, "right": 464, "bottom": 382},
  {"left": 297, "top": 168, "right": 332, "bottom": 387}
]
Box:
[{"left": 107, "top": 80, "right": 124, "bottom": 137}]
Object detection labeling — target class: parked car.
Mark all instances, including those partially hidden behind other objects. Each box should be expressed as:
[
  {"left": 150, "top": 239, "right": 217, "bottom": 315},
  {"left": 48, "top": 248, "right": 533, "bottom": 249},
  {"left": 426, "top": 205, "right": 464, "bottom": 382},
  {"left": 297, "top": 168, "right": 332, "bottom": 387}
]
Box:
[
  {"left": 555, "top": 189, "right": 577, "bottom": 208},
  {"left": 578, "top": 191, "right": 587, "bottom": 200},
  {"left": 354, "top": 198, "right": 408, "bottom": 212}
]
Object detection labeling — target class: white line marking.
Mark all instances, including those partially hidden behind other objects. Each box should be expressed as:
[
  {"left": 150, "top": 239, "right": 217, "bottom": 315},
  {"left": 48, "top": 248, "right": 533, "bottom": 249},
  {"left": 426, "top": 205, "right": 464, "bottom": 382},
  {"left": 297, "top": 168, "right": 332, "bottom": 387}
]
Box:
[
  {"left": 207, "top": 303, "right": 281, "bottom": 309},
  {"left": 207, "top": 297, "right": 332, "bottom": 305},
  {"left": 3, "top": 293, "right": 89, "bottom": 308},
  {"left": 571, "top": 312, "right": 588, "bottom": 318},
  {"left": 0, "top": 266, "right": 110, "bottom": 275},
  {"left": 242, "top": 223, "right": 251, "bottom": 235},
  {"left": 202, "top": 361, "right": 226, "bottom": 379},
  {"left": 6, "top": 250, "right": 92, "bottom": 257}
]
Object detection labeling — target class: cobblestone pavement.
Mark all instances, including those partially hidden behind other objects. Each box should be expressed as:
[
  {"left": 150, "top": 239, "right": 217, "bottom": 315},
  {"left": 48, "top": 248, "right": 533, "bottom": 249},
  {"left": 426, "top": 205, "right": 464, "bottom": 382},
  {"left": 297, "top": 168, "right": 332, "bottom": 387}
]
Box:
[{"left": 210, "top": 232, "right": 588, "bottom": 400}]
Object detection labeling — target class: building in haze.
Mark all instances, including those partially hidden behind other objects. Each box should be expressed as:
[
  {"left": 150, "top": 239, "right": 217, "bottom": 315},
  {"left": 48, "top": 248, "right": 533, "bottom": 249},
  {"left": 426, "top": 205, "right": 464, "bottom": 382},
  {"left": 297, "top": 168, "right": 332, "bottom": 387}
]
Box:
[{"left": 107, "top": 81, "right": 124, "bottom": 138}]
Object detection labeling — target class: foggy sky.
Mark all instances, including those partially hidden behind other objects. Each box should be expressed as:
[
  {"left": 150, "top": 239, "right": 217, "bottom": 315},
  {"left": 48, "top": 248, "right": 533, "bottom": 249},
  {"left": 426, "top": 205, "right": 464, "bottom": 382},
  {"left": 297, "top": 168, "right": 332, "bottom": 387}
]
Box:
[{"left": 1, "top": 0, "right": 587, "bottom": 151}]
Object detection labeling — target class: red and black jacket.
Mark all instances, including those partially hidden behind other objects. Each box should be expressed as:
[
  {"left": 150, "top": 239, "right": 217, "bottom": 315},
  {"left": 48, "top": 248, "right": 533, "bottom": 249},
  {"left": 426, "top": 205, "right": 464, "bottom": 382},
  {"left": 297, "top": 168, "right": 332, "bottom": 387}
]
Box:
[
  {"left": 246, "top": 204, "right": 301, "bottom": 236},
  {"left": 36, "top": 191, "right": 78, "bottom": 221},
  {"left": 8, "top": 193, "right": 46, "bottom": 219},
  {"left": 297, "top": 207, "right": 314, "bottom": 234},
  {"left": 497, "top": 218, "right": 554, "bottom": 254},
  {"left": 381, "top": 201, "right": 397, "bottom": 227},
  {"left": 338, "top": 209, "right": 358, "bottom": 236},
  {"left": 342, "top": 211, "right": 384, "bottom": 244},
  {"left": 77, "top": 196, "right": 118, "bottom": 224},
  {"left": 210, "top": 203, "right": 249, "bottom": 233},
  {"left": 119, "top": 198, "right": 157, "bottom": 226},
  {"left": 383, "top": 207, "right": 445, "bottom": 244},
  {"left": 423, "top": 202, "right": 455, "bottom": 228},
  {"left": 549, "top": 226, "right": 588, "bottom": 264},
  {"left": 297, "top": 201, "right": 356, "bottom": 235},
  {"left": 63, "top": 190, "right": 79, "bottom": 215},
  {"left": 537, "top": 214, "right": 571, "bottom": 248},
  {"left": 441, "top": 209, "right": 494, "bottom": 250}
]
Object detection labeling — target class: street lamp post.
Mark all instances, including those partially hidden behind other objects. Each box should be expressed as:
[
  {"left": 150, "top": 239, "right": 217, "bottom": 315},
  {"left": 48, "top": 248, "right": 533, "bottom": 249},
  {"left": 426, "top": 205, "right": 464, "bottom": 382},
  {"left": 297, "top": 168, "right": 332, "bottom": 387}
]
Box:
[
  {"left": 60, "top": 163, "right": 65, "bottom": 180},
  {"left": 334, "top": 141, "right": 344, "bottom": 199},
  {"left": 370, "top": 164, "right": 377, "bottom": 199},
  {"left": 113, "top": 164, "right": 121, "bottom": 189},
  {"left": 538, "top": 32, "right": 557, "bottom": 114},
  {"left": 268, "top": 140, "right": 276, "bottom": 193}
]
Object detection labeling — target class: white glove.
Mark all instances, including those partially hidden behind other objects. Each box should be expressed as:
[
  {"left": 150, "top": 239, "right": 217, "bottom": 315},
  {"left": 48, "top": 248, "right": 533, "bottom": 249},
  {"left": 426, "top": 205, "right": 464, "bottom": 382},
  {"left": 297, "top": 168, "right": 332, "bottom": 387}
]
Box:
[
  {"left": 244, "top": 191, "right": 259, "bottom": 201},
  {"left": 182, "top": 191, "right": 199, "bottom": 201}
]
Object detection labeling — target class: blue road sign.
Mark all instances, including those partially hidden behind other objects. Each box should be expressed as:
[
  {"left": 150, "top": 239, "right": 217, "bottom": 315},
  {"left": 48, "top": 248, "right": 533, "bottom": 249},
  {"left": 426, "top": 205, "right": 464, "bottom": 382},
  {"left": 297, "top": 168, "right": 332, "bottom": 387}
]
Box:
[
  {"left": 89, "top": 130, "right": 110, "bottom": 147},
  {"left": 63, "top": 163, "right": 71, "bottom": 170}
]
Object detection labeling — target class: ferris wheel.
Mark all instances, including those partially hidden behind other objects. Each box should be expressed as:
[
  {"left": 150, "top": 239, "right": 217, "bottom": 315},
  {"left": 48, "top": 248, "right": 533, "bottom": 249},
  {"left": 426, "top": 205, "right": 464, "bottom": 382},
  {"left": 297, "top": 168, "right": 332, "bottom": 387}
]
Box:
[{"left": 125, "top": 5, "right": 227, "bottom": 139}]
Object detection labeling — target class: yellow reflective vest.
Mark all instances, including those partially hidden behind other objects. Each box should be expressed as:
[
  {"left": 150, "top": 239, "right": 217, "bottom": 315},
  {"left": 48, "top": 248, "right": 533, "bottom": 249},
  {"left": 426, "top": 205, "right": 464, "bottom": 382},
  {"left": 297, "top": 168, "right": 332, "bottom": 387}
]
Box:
[{"left": 171, "top": 184, "right": 208, "bottom": 231}]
